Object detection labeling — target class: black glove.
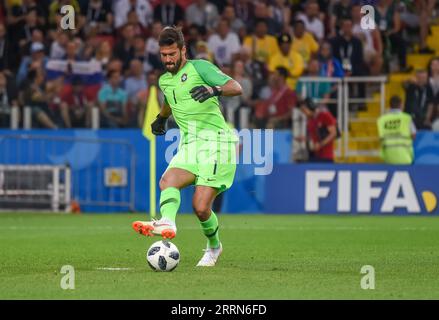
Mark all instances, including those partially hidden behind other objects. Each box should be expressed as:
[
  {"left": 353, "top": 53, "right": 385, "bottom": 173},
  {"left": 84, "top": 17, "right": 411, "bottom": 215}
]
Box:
[
  {"left": 190, "top": 85, "right": 222, "bottom": 103},
  {"left": 151, "top": 114, "right": 168, "bottom": 135}
]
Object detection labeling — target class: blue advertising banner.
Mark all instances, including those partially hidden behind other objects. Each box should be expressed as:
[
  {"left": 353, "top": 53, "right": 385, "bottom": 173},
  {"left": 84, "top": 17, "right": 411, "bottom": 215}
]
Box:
[
  {"left": 0, "top": 129, "right": 437, "bottom": 214},
  {"left": 266, "top": 164, "right": 439, "bottom": 215}
]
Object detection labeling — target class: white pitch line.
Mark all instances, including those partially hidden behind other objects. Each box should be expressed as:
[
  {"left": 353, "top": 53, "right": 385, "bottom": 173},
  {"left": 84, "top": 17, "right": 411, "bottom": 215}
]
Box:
[{"left": 96, "top": 267, "right": 133, "bottom": 271}]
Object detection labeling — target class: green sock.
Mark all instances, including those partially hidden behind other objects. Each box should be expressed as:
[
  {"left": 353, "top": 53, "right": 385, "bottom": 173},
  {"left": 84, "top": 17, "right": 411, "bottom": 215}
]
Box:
[
  {"left": 200, "top": 211, "right": 220, "bottom": 249},
  {"left": 159, "top": 187, "right": 180, "bottom": 224}
]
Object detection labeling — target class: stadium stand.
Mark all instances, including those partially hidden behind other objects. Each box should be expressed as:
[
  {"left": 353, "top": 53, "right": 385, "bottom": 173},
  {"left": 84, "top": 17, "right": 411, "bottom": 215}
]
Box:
[{"left": 0, "top": 0, "right": 438, "bottom": 164}]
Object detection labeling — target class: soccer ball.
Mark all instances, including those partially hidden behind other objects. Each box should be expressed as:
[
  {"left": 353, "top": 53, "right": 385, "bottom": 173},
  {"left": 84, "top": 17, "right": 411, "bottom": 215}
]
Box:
[{"left": 146, "top": 240, "right": 180, "bottom": 272}]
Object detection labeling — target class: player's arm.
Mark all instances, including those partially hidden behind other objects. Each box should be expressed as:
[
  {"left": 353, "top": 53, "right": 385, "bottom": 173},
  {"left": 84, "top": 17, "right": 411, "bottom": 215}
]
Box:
[{"left": 190, "top": 60, "right": 242, "bottom": 103}]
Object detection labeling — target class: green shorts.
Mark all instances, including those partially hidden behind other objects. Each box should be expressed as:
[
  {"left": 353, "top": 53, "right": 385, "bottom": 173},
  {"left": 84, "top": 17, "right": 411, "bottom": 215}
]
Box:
[{"left": 165, "top": 139, "right": 237, "bottom": 193}]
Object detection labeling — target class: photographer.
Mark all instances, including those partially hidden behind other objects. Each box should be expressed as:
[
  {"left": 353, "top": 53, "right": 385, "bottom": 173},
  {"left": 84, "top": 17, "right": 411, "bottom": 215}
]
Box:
[{"left": 297, "top": 97, "right": 338, "bottom": 163}]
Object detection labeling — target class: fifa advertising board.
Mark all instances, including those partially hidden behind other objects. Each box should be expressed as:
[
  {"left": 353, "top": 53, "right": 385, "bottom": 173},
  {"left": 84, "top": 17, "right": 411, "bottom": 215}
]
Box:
[{"left": 266, "top": 164, "right": 439, "bottom": 215}]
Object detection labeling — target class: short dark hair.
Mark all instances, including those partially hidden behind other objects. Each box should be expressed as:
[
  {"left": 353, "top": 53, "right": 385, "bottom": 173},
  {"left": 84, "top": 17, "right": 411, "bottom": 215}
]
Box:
[
  {"left": 255, "top": 18, "right": 268, "bottom": 26},
  {"left": 158, "top": 26, "right": 185, "bottom": 49},
  {"left": 107, "top": 69, "right": 120, "bottom": 79},
  {"left": 275, "top": 66, "right": 289, "bottom": 79},
  {"left": 293, "top": 19, "right": 305, "bottom": 27},
  {"left": 390, "top": 95, "right": 402, "bottom": 109}
]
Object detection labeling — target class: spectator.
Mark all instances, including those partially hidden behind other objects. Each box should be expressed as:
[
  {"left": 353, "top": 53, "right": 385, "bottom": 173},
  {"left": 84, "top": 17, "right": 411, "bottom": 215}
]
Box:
[
  {"left": 291, "top": 19, "right": 319, "bottom": 66},
  {"left": 403, "top": 69, "right": 430, "bottom": 129},
  {"left": 374, "top": 0, "right": 410, "bottom": 73},
  {"left": 21, "top": 28, "right": 46, "bottom": 59},
  {"left": 185, "top": 24, "right": 202, "bottom": 60},
  {"left": 130, "top": 35, "right": 147, "bottom": 72},
  {"left": 207, "top": 19, "right": 241, "bottom": 68},
  {"left": 253, "top": 2, "right": 272, "bottom": 33},
  {"left": 17, "top": 9, "right": 43, "bottom": 57},
  {"left": 243, "top": 18, "right": 278, "bottom": 64},
  {"left": 331, "top": 18, "right": 367, "bottom": 108},
  {"left": 329, "top": 0, "right": 352, "bottom": 37},
  {"left": 0, "top": 23, "right": 12, "bottom": 73},
  {"left": 153, "top": 0, "right": 185, "bottom": 27},
  {"left": 114, "top": 23, "right": 136, "bottom": 70},
  {"left": 98, "top": 70, "right": 128, "bottom": 128},
  {"left": 351, "top": 4, "right": 383, "bottom": 75},
  {"left": 50, "top": 31, "right": 69, "bottom": 59},
  {"left": 0, "top": 72, "right": 19, "bottom": 128},
  {"left": 92, "top": 40, "right": 113, "bottom": 71},
  {"left": 63, "top": 41, "right": 81, "bottom": 62},
  {"left": 253, "top": 66, "right": 297, "bottom": 129},
  {"left": 267, "top": 0, "right": 291, "bottom": 35},
  {"left": 296, "top": 0, "right": 325, "bottom": 41},
  {"left": 234, "top": 0, "right": 255, "bottom": 27},
  {"left": 185, "top": 0, "right": 220, "bottom": 32},
  {"left": 145, "top": 21, "right": 163, "bottom": 72},
  {"left": 126, "top": 9, "right": 148, "bottom": 38},
  {"left": 377, "top": 95, "right": 416, "bottom": 164},
  {"left": 425, "top": 57, "right": 439, "bottom": 128},
  {"left": 221, "top": 59, "right": 253, "bottom": 128},
  {"left": 124, "top": 59, "right": 147, "bottom": 104},
  {"left": 330, "top": 19, "right": 366, "bottom": 77},
  {"left": 106, "top": 58, "right": 124, "bottom": 76},
  {"left": 17, "top": 41, "right": 48, "bottom": 88},
  {"left": 124, "top": 59, "right": 147, "bottom": 127},
  {"left": 238, "top": 46, "right": 268, "bottom": 100},
  {"left": 398, "top": 0, "right": 435, "bottom": 54},
  {"left": 194, "top": 40, "right": 214, "bottom": 61},
  {"left": 80, "top": 42, "right": 96, "bottom": 61},
  {"left": 60, "top": 77, "right": 91, "bottom": 128},
  {"left": 318, "top": 41, "right": 344, "bottom": 117},
  {"left": 318, "top": 41, "right": 344, "bottom": 78},
  {"left": 82, "top": 0, "right": 114, "bottom": 35},
  {"left": 222, "top": 5, "right": 246, "bottom": 37},
  {"left": 298, "top": 97, "right": 337, "bottom": 162},
  {"left": 114, "top": 0, "right": 153, "bottom": 29},
  {"left": 268, "top": 32, "right": 304, "bottom": 91},
  {"left": 22, "top": 69, "right": 58, "bottom": 129},
  {"left": 296, "top": 58, "right": 331, "bottom": 104},
  {"left": 8, "top": 0, "right": 45, "bottom": 33}
]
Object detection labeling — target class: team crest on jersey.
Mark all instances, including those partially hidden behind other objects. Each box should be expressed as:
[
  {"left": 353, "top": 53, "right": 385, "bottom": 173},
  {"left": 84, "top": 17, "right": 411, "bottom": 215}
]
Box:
[{"left": 181, "top": 73, "right": 187, "bottom": 82}]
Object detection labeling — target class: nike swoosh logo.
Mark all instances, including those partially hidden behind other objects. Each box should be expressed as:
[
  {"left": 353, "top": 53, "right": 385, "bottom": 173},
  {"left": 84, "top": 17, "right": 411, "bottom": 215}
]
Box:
[{"left": 153, "top": 223, "right": 172, "bottom": 227}]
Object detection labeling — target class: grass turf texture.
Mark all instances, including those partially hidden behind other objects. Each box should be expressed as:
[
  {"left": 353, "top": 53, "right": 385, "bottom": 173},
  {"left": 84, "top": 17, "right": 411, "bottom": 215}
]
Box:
[{"left": 1, "top": 213, "right": 438, "bottom": 299}]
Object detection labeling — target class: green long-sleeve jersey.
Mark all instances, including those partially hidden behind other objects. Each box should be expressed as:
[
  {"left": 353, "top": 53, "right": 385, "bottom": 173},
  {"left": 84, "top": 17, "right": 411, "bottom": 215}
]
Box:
[{"left": 158, "top": 59, "right": 238, "bottom": 144}]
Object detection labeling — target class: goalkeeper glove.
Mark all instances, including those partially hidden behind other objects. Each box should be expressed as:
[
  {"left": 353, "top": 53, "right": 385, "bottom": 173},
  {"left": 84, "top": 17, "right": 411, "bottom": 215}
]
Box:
[
  {"left": 151, "top": 114, "right": 168, "bottom": 135},
  {"left": 190, "top": 85, "right": 222, "bottom": 103}
]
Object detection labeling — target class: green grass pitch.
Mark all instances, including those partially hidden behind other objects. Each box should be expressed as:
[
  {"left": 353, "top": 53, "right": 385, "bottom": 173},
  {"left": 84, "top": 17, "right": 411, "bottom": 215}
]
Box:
[{"left": 1, "top": 213, "right": 439, "bottom": 299}]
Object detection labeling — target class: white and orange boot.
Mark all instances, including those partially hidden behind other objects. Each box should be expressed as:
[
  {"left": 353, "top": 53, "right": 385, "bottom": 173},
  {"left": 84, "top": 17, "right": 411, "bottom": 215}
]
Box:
[{"left": 132, "top": 218, "right": 177, "bottom": 239}]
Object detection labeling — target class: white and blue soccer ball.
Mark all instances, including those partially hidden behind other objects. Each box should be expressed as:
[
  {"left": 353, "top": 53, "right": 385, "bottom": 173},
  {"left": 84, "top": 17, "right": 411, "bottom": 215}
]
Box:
[{"left": 146, "top": 240, "right": 180, "bottom": 272}]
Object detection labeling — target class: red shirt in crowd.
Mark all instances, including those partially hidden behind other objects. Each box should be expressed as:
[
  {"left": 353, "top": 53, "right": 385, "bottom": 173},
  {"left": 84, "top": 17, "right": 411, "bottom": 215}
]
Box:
[
  {"left": 256, "top": 85, "right": 296, "bottom": 119},
  {"left": 307, "top": 108, "right": 337, "bottom": 160}
]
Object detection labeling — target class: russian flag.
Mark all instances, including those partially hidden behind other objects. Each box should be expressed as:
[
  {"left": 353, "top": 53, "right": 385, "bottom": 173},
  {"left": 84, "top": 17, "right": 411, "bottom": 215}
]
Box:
[{"left": 46, "top": 60, "right": 104, "bottom": 101}]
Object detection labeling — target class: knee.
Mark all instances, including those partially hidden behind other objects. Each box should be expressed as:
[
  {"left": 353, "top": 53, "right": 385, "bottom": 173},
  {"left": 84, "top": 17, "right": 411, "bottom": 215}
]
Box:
[
  {"left": 159, "top": 176, "right": 172, "bottom": 191},
  {"left": 192, "top": 201, "right": 211, "bottom": 220}
]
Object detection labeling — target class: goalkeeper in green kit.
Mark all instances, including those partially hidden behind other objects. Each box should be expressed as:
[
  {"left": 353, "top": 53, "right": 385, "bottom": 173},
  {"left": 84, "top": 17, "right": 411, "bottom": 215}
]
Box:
[{"left": 132, "top": 26, "right": 242, "bottom": 267}]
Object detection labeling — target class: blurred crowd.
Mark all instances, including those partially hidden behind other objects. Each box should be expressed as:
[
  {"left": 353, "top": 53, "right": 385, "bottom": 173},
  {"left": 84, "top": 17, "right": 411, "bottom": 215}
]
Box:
[{"left": 0, "top": 0, "right": 438, "bottom": 131}]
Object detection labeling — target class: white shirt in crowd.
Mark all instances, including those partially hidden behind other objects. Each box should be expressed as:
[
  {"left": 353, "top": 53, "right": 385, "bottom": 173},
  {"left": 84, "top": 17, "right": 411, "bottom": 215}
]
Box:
[
  {"left": 297, "top": 13, "right": 324, "bottom": 41},
  {"left": 50, "top": 41, "right": 66, "bottom": 59},
  {"left": 207, "top": 31, "right": 240, "bottom": 67},
  {"left": 185, "top": 2, "right": 219, "bottom": 31},
  {"left": 113, "top": 0, "right": 153, "bottom": 28}
]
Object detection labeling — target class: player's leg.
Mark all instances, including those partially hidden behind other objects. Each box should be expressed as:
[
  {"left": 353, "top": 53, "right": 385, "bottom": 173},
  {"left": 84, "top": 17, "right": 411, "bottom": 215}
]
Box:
[
  {"left": 159, "top": 167, "right": 195, "bottom": 224},
  {"left": 132, "top": 168, "right": 195, "bottom": 239},
  {"left": 192, "top": 185, "right": 223, "bottom": 267},
  {"left": 192, "top": 139, "right": 237, "bottom": 266}
]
